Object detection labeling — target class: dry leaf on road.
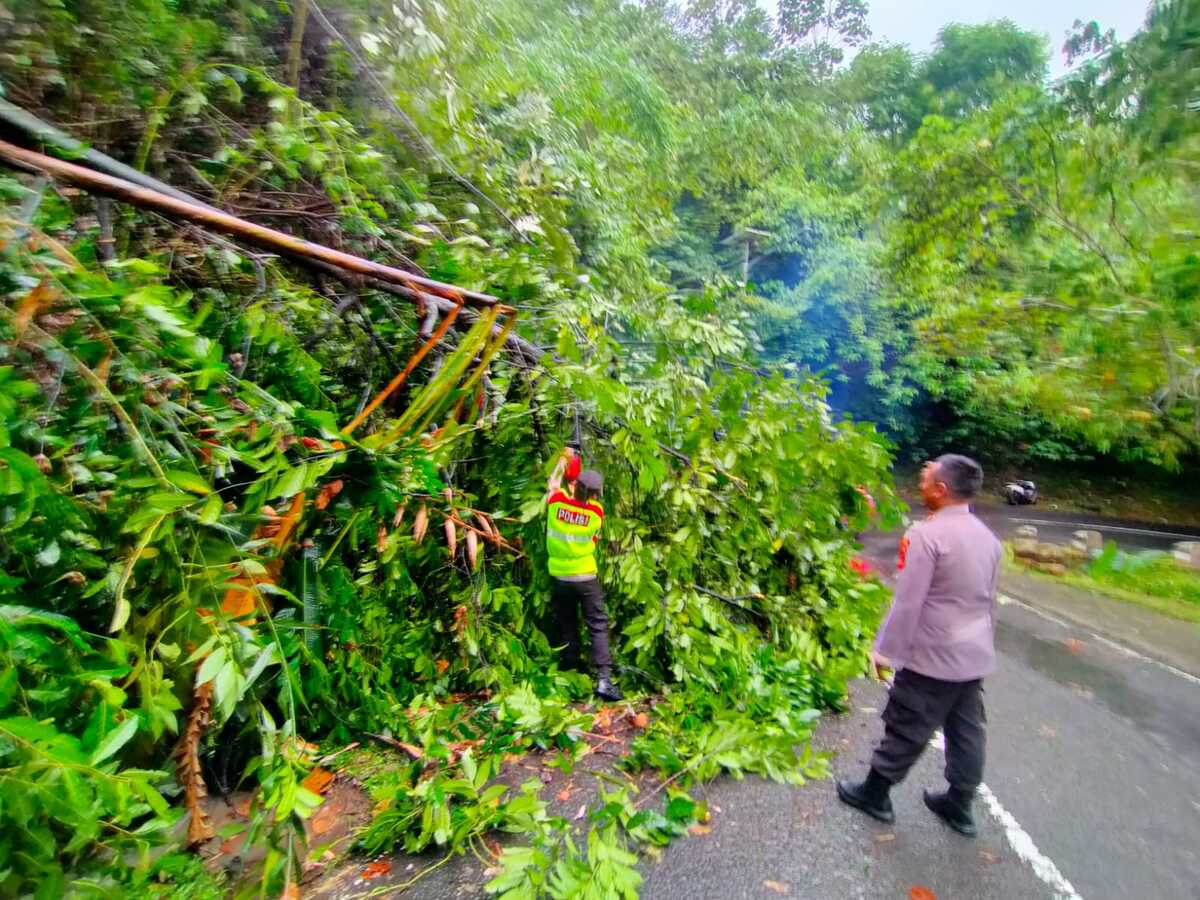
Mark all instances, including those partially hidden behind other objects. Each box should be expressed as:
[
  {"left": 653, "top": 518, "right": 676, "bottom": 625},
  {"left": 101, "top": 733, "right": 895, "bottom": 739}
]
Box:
[
  {"left": 361, "top": 860, "right": 391, "bottom": 880},
  {"left": 310, "top": 802, "right": 340, "bottom": 836},
  {"left": 909, "top": 887, "right": 936, "bottom": 900},
  {"left": 301, "top": 766, "right": 334, "bottom": 795},
  {"left": 763, "top": 880, "right": 789, "bottom": 894}
]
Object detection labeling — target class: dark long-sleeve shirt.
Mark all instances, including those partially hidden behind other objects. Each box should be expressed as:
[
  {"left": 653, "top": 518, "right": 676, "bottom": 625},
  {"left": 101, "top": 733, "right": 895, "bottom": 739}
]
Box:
[{"left": 875, "top": 504, "right": 1002, "bottom": 682}]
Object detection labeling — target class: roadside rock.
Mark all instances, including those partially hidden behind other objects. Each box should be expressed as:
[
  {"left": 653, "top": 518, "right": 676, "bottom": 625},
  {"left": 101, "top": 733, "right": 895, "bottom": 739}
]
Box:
[
  {"left": 1034, "top": 562, "right": 1068, "bottom": 577},
  {"left": 1173, "top": 541, "right": 1200, "bottom": 571},
  {"left": 1035, "top": 542, "right": 1065, "bottom": 564}
]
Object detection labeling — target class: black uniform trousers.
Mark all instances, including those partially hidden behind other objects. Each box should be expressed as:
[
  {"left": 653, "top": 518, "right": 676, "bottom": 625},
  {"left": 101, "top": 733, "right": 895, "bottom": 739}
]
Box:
[
  {"left": 549, "top": 577, "right": 613, "bottom": 673},
  {"left": 871, "top": 668, "right": 986, "bottom": 791}
]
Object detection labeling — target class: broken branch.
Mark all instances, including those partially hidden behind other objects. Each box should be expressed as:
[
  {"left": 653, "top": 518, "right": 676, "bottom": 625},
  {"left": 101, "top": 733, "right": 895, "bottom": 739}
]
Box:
[{"left": 0, "top": 138, "right": 506, "bottom": 311}]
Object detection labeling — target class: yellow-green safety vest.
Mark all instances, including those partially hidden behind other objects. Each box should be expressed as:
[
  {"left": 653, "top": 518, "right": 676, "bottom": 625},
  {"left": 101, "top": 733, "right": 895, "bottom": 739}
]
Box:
[{"left": 546, "top": 490, "right": 604, "bottom": 578}]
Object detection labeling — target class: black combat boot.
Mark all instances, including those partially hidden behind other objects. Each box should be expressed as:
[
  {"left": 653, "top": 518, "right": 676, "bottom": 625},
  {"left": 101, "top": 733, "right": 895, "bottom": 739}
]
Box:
[
  {"left": 594, "top": 668, "right": 623, "bottom": 702},
  {"left": 836, "top": 769, "right": 895, "bottom": 823},
  {"left": 923, "top": 785, "right": 977, "bottom": 837}
]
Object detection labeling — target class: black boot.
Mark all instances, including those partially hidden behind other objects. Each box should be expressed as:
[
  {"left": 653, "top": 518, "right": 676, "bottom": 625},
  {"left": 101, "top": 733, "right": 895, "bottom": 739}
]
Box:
[
  {"left": 594, "top": 669, "right": 623, "bottom": 701},
  {"left": 836, "top": 769, "right": 895, "bottom": 824},
  {"left": 923, "top": 785, "right": 977, "bottom": 837}
]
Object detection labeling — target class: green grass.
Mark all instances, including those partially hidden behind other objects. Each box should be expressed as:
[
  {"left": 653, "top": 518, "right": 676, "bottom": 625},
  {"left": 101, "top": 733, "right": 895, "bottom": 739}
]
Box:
[
  {"left": 1060, "top": 570, "right": 1200, "bottom": 625},
  {"left": 1091, "top": 555, "right": 1200, "bottom": 603}
]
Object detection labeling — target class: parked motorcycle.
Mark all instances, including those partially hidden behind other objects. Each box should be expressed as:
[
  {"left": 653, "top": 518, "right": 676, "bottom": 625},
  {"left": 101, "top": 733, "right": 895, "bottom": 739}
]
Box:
[{"left": 1003, "top": 479, "right": 1039, "bottom": 505}]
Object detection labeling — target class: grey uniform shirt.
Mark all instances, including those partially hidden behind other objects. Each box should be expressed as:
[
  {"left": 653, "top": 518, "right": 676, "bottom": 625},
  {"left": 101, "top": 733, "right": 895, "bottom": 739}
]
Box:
[{"left": 875, "top": 504, "right": 1002, "bottom": 682}]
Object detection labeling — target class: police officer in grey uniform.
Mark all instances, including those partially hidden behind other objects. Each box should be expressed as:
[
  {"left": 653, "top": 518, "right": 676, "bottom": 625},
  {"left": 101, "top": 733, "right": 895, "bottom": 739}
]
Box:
[{"left": 837, "top": 454, "right": 1001, "bottom": 837}]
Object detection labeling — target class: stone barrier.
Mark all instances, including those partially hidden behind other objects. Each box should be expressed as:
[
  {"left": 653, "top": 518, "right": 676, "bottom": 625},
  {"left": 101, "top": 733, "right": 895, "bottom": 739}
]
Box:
[
  {"left": 1172, "top": 541, "right": 1200, "bottom": 572},
  {"left": 1010, "top": 525, "right": 1084, "bottom": 577},
  {"left": 1015, "top": 532, "right": 1199, "bottom": 578}
]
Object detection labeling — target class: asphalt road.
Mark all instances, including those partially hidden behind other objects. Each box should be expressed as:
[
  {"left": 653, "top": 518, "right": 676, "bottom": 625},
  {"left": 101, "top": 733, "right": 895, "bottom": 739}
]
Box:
[
  {"left": 964, "top": 502, "right": 1200, "bottom": 554},
  {"left": 640, "top": 518, "right": 1200, "bottom": 900},
  {"left": 641, "top": 596, "right": 1200, "bottom": 900}
]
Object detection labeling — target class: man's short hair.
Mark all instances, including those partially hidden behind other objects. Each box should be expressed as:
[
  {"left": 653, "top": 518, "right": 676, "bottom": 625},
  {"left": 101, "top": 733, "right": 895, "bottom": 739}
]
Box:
[{"left": 934, "top": 454, "right": 984, "bottom": 499}]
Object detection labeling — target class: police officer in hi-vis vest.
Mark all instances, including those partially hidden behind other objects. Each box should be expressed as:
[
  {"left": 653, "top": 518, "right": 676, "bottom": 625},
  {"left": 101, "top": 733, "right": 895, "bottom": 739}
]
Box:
[{"left": 545, "top": 446, "right": 622, "bottom": 701}]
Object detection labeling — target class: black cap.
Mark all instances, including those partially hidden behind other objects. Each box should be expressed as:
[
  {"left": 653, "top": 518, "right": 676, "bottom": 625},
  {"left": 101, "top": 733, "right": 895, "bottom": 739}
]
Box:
[{"left": 578, "top": 470, "right": 603, "bottom": 492}]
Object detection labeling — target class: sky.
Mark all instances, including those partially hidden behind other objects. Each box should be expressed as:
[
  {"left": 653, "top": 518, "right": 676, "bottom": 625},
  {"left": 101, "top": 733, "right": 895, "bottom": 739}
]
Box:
[{"left": 863, "top": 0, "right": 1151, "bottom": 75}]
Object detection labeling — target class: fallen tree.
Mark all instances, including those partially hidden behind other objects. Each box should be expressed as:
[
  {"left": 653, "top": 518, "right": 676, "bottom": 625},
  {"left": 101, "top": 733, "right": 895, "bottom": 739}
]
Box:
[{"left": 0, "top": 4, "right": 899, "bottom": 896}]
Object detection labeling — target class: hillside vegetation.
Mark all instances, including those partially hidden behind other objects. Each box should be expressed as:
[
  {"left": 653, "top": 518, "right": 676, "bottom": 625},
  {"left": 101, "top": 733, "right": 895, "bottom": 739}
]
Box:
[{"left": 0, "top": 0, "right": 1195, "bottom": 896}]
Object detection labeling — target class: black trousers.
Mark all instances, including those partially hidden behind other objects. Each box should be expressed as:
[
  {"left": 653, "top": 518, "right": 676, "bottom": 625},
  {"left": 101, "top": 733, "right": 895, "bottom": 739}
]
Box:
[
  {"left": 871, "top": 668, "right": 986, "bottom": 791},
  {"left": 548, "top": 577, "right": 613, "bottom": 673}
]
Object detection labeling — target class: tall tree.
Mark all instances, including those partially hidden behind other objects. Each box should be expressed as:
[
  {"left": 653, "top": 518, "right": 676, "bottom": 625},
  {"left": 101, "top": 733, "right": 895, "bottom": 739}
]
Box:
[
  {"left": 922, "top": 20, "right": 1049, "bottom": 119},
  {"left": 837, "top": 42, "right": 923, "bottom": 140},
  {"left": 777, "top": 0, "right": 871, "bottom": 74}
]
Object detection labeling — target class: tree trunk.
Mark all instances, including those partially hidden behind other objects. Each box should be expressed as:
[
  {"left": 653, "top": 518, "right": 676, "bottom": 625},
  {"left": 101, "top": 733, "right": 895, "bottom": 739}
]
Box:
[{"left": 287, "top": 0, "right": 310, "bottom": 124}]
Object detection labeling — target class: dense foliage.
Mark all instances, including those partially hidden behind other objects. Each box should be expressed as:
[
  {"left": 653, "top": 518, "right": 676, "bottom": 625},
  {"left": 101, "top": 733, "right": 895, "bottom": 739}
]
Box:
[
  {"left": 0, "top": 0, "right": 900, "bottom": 895},
  {"left": 749, "top": 2, "right": 1200, "bottom": 469},
  {"left": 1, "top": 0, "right": 1195, "bottom": 894}
]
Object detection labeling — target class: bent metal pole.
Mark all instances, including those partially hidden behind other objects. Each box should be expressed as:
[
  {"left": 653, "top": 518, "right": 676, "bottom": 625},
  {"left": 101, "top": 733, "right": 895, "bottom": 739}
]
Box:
[{"left": 0, "top": 138, "right": 508, "bottom": 312}]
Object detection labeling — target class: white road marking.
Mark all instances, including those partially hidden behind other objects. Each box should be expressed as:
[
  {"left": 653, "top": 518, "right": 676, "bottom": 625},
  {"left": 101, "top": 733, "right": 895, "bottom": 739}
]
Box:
[
  {"left": 1012, "top": 517, "right": 1198, "bottom": 542},
  {"left": 976, "top": 784, "right": 1083, "bottom": 900},
  {"left": 928, "top": 732, "right": 1083, "bottom": 900},
  {"left": 998, "top": 593, "right": 1200, "bottom": 688}
]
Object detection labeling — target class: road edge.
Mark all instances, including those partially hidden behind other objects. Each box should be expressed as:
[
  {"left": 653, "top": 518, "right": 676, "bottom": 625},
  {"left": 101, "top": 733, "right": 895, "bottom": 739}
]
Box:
[{"left": 998, "top": 571, "right": 1200, "bottom": 680}]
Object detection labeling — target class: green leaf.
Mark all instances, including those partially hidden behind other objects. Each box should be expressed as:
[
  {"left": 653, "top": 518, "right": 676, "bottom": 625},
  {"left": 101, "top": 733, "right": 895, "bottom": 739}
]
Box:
[
  {"left": 459, "top": 749, "right": 477, "bottom": 786},
  {"left": 242, "top": 643, "right": 279, "bottom": 692},
  {"left": 185, "top": 635, "right": 217, "bottom": 665},
  {"left": 199, "top": 492, "right": 223, "bottom": 525},
  {"left": 196, "top": 646, "right": 226, "bottom": 686},
  {"left": 61, "top": 530, "right": 102, "bottom": 550},
  {"left": 664, "top": 795, "right": 696, "bottom": 822},
  {"left": 135, "top": 779, "right": 171, "bottom": 817},
  {"left": 0, "top": 668, "right": 18, "bottom": 712},
  {"left": 273, "top": 464, "right": 307, "bottom": 500},
  {"left": 165, "top": 469, "right": 212, "bottom": 495},
  {"left": 144, "top": 492, "right": 196, "bottom": 513},
  {"left": 35, "top": 542, "right": 60, "bottom": 566},
  {"left": 214, "top": 661, "right": 240, "bottom": 719},
  {"left": 90, "top": 715, "right": 139, "bottom": 765},
  {"left": 0, "top": 605, "right": 88, "bottom": 648}
]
